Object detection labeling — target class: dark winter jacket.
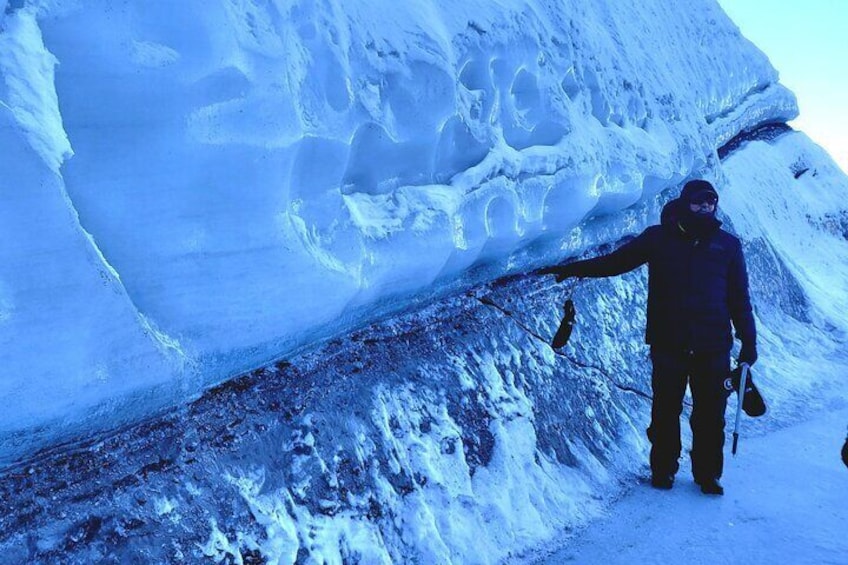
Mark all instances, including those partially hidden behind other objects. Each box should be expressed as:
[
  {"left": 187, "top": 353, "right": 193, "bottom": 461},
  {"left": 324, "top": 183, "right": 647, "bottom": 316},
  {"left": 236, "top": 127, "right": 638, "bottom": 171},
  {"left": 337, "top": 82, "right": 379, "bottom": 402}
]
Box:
[{"left": 562, "top": 199, "right": 756, "bottom": 353}]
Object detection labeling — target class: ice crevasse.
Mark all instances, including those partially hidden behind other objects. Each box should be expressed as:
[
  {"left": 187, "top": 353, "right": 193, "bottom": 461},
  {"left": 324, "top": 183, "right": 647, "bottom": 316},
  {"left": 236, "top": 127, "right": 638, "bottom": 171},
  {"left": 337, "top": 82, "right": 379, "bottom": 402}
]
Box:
[{"left": 0, "top": 0, "right": 798, "bottom": 464}]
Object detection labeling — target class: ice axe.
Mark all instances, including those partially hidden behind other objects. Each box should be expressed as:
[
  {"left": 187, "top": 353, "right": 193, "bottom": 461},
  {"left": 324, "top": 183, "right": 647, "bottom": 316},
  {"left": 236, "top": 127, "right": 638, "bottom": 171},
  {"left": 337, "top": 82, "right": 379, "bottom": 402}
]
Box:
[{"left": 731, "top": 362, "right": 751, "bottom": 456}]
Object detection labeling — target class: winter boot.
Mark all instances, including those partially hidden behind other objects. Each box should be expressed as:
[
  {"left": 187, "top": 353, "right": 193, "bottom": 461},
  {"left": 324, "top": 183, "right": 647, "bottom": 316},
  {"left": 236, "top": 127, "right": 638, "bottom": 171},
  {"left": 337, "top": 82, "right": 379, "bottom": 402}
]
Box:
[
  {"left": 651, "top": 473, "right": 674, "bottom": 490},
  {"left": 698, "top": 477, "right": 724, "bottom": 496}
]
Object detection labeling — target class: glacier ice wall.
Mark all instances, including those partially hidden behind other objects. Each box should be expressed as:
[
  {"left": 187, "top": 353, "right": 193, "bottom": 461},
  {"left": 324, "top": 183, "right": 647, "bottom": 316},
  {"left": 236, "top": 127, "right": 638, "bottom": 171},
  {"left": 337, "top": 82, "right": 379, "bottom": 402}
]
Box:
[{"left": 0, "top": 0, "right": 798, "bottom": 464}]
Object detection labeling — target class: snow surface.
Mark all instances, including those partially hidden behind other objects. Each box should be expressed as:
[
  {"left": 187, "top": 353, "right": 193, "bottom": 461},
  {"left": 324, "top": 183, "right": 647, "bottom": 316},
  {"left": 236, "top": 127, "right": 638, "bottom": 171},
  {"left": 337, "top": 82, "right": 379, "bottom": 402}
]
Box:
[
  {"left": 0, "top": 0, "right": 798, "bottom": 464},
  {"left": 528, "top": 408, "right": 848, "bottom": 565}
]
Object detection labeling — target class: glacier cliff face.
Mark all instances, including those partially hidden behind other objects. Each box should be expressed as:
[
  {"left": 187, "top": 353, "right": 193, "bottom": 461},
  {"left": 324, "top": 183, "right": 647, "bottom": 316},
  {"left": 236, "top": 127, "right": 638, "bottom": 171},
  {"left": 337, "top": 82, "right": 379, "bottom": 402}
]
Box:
[
  {"left": 2, "top": 0, "right": 848, "bottom": 562},
  {"left": 0, "top": 0, "right": 797, "bottom": 462}
]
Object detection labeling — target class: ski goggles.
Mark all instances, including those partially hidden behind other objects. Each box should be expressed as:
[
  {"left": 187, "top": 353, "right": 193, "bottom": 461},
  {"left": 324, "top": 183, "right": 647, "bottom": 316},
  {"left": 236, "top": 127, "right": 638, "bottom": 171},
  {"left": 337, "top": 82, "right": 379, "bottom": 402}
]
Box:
[{"left": 688, "top": 191, "right": 718, "bottom": 207}]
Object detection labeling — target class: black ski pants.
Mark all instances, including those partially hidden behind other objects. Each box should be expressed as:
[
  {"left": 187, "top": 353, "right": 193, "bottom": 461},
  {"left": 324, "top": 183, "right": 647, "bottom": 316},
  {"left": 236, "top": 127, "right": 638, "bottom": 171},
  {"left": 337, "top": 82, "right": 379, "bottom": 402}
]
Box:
[{"left": 647, "top": 347, "right": 730, "bottom": 482}]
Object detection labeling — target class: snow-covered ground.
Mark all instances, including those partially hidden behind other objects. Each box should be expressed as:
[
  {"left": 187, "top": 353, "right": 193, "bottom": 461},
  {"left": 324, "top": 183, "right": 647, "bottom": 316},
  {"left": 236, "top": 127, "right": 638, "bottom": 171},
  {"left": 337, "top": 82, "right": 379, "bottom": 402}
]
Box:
[{"left": 527, "top": 407, "right": 848, "bottom": 565}]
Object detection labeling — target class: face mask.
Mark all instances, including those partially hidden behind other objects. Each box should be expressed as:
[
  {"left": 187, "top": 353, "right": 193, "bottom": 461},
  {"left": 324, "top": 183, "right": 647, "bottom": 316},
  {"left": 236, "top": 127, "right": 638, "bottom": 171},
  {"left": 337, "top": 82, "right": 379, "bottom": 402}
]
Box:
[{"left": 683, "top": 208, "right": 717, "bottom": 235}]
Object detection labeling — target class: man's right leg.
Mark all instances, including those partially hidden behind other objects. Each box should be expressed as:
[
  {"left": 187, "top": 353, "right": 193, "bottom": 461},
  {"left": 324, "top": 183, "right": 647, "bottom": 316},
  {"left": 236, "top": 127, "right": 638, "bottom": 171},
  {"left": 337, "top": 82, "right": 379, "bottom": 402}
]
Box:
[{"left": 648, "top": 348, "right": 689, "bottom": 484}]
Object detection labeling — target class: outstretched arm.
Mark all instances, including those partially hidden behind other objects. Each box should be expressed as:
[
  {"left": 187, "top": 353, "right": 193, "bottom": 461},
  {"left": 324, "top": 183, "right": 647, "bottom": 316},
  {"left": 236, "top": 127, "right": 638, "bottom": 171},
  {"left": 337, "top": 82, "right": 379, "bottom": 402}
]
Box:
[{"left": 538, "top": 230, "right": 654, "bottom": 281}]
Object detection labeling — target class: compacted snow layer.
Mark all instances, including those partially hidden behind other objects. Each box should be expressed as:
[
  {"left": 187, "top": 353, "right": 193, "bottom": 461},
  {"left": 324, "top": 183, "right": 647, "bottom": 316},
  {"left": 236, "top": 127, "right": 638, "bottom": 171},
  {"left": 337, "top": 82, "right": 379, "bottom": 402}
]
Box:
[
  {"left": 0, "top": 255, "right": 654, "bottom": 564},
  {"left": 0, "top": 0, "right": 797, "bottom": 462}
]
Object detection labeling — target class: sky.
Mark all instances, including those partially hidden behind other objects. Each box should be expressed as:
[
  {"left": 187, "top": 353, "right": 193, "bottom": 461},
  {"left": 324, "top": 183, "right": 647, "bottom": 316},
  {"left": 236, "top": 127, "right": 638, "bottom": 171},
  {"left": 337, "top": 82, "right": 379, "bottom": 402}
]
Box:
[{"left": 718, "top": 0, "right": 848, "bottom": 173}]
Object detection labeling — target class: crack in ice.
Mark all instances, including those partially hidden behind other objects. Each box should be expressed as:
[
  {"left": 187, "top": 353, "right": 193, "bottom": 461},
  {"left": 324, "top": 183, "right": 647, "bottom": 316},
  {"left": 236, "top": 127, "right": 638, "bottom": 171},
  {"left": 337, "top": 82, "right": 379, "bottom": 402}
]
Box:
[{"left": 475, "top": 294, "right": 655, "bottom": 403}]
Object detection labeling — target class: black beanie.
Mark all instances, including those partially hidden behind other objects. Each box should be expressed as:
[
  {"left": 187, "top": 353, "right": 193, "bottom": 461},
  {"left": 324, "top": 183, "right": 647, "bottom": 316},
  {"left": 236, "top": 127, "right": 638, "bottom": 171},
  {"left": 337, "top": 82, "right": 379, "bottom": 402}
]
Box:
[{"left": 681, "top": 179, "right": 718, "bottom": 204}]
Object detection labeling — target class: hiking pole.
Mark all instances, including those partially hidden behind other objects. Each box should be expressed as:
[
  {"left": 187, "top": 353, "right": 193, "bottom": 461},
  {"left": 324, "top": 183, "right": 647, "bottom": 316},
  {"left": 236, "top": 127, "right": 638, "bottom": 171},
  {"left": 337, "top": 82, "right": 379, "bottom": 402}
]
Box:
[{"left": 731, "top": 362, "right": 751, "bottom": 456}]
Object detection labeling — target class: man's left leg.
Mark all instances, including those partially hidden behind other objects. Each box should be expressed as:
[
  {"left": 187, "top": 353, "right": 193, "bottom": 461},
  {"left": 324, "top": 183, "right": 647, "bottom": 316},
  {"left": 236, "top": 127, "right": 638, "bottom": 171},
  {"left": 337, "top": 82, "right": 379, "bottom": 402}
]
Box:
[{"left": 689, "top": 351, "right": 730, "bottom": 494}]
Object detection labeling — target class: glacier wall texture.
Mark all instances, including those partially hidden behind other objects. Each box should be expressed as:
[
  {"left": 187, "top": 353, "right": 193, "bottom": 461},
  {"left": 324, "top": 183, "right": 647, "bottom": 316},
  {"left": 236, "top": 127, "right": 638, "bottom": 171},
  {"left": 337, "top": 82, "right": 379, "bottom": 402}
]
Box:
[
  {"left": 0, "top": 259, "right": 651, "bottom": 563},
  {"left": 0, "top": 0, "right": 798, "bottom": 463}
]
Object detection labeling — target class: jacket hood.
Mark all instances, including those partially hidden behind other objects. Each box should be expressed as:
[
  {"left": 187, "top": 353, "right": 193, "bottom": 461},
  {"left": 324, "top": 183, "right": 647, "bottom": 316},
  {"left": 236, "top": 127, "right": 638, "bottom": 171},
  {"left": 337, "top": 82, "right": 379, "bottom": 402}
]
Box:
[{"left": 660, "top": 198, "right": 685, "bottom": 227}]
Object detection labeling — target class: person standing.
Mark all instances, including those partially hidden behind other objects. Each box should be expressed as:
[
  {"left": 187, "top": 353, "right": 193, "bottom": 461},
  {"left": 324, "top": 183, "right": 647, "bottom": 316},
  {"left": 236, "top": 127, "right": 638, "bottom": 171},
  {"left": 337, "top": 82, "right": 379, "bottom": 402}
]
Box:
[{"left": 539, "top": 179, "right": 757, "bottom": 495}]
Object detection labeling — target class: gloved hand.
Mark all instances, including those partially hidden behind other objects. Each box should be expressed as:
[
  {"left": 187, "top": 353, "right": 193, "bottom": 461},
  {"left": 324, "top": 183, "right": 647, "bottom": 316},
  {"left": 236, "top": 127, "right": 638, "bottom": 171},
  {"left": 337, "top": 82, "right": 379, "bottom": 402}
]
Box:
[
  {"left": 738, "top": 342, "right": 758, "bottom": 367},
  {"left": 536, "top": 265, "right": 577, "bottom": 283}
]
